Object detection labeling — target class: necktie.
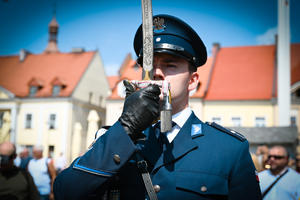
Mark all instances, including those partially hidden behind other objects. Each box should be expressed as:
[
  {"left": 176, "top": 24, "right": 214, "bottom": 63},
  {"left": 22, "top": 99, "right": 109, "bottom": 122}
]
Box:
[{"left": 155, "top": 121, "right": 176, "bottom": 152}]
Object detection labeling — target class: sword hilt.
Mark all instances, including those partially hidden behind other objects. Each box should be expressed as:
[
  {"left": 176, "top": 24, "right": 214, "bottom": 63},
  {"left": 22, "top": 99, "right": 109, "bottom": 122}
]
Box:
[{"left": 130, "top": 80, "right": 172, "bottom": 133}]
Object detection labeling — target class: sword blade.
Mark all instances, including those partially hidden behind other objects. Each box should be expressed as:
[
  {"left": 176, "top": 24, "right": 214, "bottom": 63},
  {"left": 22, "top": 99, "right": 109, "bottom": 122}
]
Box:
[{"left": 141, "top": 0, "right": 153, "bottom": 80}]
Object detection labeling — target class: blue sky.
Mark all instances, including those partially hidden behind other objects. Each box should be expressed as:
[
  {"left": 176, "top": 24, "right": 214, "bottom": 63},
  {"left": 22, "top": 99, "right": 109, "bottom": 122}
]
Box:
[{"left": 0, "top": 0, "right": 299, "bottom": 76}]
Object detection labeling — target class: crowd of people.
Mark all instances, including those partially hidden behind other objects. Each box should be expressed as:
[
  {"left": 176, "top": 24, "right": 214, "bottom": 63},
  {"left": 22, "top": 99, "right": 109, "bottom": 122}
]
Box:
[
  {"left": 1, "top": 140, "right": 299, "bottom": 199},
  {"left": 0, "top": 142, "right": 66, "bottom": 200}
]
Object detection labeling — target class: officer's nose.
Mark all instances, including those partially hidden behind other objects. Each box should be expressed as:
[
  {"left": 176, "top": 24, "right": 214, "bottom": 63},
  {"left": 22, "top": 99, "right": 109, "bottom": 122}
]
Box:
[{"left": 153, "top": 65, "right": 164, "bottom": 80}]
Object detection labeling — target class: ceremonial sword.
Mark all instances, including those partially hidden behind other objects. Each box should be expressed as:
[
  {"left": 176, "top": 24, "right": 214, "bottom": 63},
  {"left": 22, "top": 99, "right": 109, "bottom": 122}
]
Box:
[{"left": 130, "top": 0, "right": 172, "bottom": 133}]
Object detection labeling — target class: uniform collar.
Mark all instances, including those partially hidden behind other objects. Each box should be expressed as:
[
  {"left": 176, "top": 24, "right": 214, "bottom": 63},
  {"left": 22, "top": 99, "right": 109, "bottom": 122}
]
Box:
[
  {"left": 172, "top": 107, "right": 192, "bottom": 128},
  {"left": 152, "top": 107, "right": 191, "bottom": 128}
]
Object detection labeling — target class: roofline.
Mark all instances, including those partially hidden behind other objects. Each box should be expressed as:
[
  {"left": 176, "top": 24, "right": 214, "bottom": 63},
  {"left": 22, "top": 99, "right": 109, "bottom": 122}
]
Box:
[
  {"left": 0, "top": 85, "right": 15, "bottom": 98},
  {"left": 291, "top": 81, "right": 300, "bottom": 93}
]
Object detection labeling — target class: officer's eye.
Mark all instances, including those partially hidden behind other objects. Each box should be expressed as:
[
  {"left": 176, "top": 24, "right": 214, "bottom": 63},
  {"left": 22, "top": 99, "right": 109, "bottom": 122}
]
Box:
[{"left": 166, "top": 64, "right": 176, "bottom": 68}]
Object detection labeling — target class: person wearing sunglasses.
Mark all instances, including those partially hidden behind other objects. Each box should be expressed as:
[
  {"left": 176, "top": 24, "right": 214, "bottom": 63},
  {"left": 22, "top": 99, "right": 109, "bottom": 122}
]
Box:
[{"left": 258, "top": 145, "right": 300, "bottom": 200}]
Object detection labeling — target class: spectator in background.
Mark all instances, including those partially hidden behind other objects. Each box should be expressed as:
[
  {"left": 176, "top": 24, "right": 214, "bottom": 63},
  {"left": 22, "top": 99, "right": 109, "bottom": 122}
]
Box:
[
  {"left": 258, "top": 145, "right": 300, "bottom": 199},
  {"left": 251, "top": 153, "right": 261, "bottom": 171},
  {"left": 28, "top": 145, "right": 56, "bottom": 200},
  {"left": 256, "top": 143, "right": 269, "bottom": 172},
  {"left": 55, "top": 152, "right": 66, "bottom": 175},
  {"left": 19, "top": 147, "right": 32, "bottom": 170},
  {"left": 0, "top": 141, "right": 39, "bottom": 200},
  {"left": 296, "top": 154, "right": 300, "bottom": 173}
]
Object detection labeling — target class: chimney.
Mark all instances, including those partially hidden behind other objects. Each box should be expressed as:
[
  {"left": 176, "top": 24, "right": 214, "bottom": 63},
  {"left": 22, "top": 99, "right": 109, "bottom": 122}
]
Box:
[
  {"left": 71, "top": 48, "right": 85, "bottom": 53},
  {"left": 212, "top": 43, "right": 220, "bottom": 57},
  {"left": 204, "top": 43, "right": 220, "bottom": 97}
]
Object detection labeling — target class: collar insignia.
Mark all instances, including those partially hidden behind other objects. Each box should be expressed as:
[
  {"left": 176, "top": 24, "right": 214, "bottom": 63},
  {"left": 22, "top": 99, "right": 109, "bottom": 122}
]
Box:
[
  {"left": 153, "top": 17, "right": 166, "bottom": 33},
  {"left": 191, "top": 124, "right": 203, "bottom": 138}
]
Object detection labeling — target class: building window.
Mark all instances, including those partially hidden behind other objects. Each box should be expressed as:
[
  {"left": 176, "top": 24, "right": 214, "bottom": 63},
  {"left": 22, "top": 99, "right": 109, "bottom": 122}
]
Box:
[
  {"left": 48, "top": 145, "right": 55, "bottom": 159},
  {"left": 212, "top": 117, "right": 221, "bottom": 125},
  {"left": 0, "top": 112, "right": 4, "bottom": 128},
  {"left": 291, "top": 88, "right": 300, "bottom": 98},
  {"left": 232, "top": 117, "right": 241, "bottom": 127},
  {"left": 49, "top": 114, "right": 56, "bottom": 129},
  {"left": 89, "top": 92, "right": 93, "bottom": 104},
  {"left": 25, "top": 114, "right": 32, "bottom": 129},
  {"left": 29, "top": 86, "right": 37, "bottom": 96},
  {"left": 255, "top": 117, "right": 265, "bottom": 127},
  {"left": 52, "top": 85, "right": 60, "bottom": 96},
  {"left": 291, "top": 116, "right": 296, "bottom": 126},
  {"left": 99, "top": 96, "right": 103, "bottom": 107}
]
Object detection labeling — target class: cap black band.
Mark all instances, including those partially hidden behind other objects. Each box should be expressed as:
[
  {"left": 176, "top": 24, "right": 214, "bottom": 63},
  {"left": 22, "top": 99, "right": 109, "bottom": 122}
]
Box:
[{"left": 139, "top": 43, "right": 196, "bottom": 63}]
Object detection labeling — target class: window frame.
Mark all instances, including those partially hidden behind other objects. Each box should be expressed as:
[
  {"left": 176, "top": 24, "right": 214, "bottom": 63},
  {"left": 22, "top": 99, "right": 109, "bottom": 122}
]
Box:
[
  {"left": 48, "top": 113, "right": 57, "bottom": 130},
  {"left": 52, "top": 85, "right": 61, "bottom": 96},
  {"left": 254, "top": 116, "right": 266, "bottom": 127},
  {"left": 24, "top": 113, "right": 33, "bottom": 129},
  {"left": 29, "top": 86, "right": 38, "bottom": 96},
  {"left": 211, "top": 117, "right": 222, "bottom": 125},
  {"left": 231, "top": 117, "right": 242, "bottom": 127}
]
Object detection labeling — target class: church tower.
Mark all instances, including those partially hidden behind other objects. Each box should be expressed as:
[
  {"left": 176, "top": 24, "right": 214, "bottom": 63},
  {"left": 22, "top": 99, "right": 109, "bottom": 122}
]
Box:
[{"left": 44, "top": 6, "right": 60, "bottom": 53}]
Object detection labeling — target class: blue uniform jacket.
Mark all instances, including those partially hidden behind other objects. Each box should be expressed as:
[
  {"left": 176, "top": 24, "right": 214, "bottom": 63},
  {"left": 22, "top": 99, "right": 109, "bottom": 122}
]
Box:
[{"left": 54, "top": 112, "right": 262, "bottom": 200}]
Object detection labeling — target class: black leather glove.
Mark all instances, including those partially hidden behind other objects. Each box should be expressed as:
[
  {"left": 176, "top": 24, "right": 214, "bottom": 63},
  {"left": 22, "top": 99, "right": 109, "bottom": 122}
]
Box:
[
  {"left": 118, "top": 84, "right": 160, "bottom": 141},
  {"left": 123, "top": 80, "right": 135, "bottom": 99}
]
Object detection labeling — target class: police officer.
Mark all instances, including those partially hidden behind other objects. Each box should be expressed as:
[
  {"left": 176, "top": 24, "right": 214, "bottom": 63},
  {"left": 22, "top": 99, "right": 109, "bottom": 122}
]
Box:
[{"left": 54, "top": 14, "right": 262, "bottom": 200}]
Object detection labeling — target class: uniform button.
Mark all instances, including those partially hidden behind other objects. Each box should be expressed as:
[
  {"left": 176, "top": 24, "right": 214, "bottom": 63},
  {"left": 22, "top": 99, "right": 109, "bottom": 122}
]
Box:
[
  {"left": 113, "top": 154, "right": 121, "bottom": 163},
  {"left": 201, "top": 186, "right": 207, "bottom": 192},
  {"left": 153, "top": 185, "right": 160, "bottom": 193}
]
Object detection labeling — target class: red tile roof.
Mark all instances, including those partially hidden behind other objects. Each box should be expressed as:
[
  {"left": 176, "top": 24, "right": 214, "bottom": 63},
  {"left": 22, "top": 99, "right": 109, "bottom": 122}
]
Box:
[
  {"left": 205, "top": 43, "right": 300, "bottom": 100},
  {"left": 291, "top": 44, "right": 300, "bottom": 86},
  {"left": 0, "top": 51, "right": 96, "bottom": 97},
  {"left": 205, "top": 45, "right": 276, "bottom": 100},
  {"left": 107, "top": 76, "right": 119, "bottom": 90}
]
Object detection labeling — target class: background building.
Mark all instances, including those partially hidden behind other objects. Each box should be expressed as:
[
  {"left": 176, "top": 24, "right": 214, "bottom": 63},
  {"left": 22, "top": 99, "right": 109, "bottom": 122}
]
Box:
[{"left": 0, "top": 14, "right": 110, "bottom": 164}]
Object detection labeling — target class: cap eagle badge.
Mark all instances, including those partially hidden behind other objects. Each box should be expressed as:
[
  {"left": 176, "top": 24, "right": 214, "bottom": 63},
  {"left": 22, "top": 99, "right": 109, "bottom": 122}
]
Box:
[{"left": 153, "top": 17, "right": 165, "bottom": 33}]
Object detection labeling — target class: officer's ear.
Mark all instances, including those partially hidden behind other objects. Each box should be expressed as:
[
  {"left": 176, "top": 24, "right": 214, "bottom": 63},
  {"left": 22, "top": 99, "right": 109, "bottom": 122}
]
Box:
[{"left": 188, "top": 71, "right": 199, "bottom": 92}]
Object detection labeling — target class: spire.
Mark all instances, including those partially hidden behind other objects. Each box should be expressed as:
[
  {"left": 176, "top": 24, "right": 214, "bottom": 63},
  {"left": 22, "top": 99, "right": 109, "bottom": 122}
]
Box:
[{"left": 44, "top": 4, "right": 60, "bottom": 53}]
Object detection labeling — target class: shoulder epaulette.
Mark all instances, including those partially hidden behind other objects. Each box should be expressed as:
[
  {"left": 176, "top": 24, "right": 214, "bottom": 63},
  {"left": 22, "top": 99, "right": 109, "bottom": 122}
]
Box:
[{"left": 206, "top": 122, "right": 246, "bottom": 142}]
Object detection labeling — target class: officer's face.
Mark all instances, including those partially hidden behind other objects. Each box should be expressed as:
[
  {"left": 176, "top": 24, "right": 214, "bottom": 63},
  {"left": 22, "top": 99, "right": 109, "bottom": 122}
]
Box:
[{"left": 153, "top": 53, "right": 199, "bottom": 114}]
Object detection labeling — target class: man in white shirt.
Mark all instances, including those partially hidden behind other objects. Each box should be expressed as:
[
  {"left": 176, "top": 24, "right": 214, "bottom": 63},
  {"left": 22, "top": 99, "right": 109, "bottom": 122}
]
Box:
[
  {"left": 258, "top": 145, "right": 300, "bottom": 199},
  {"left": 28, "top": 145, "right": 57, "bottom": 200},
  {"left": 55, "top": 152, "right": 66, "bottom": 175}
]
